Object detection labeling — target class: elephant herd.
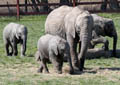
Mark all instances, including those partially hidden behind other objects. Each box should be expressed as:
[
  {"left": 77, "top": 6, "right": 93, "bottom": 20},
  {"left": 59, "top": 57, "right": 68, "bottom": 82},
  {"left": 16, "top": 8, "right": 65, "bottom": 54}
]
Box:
[{"left": 3, "top": 5, "right": 118, "bottom": 74}]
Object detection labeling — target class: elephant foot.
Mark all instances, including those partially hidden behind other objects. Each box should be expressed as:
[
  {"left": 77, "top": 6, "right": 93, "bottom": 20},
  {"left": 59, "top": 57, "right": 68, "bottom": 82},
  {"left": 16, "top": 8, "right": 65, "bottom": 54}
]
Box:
[
  {"left": 7, "top": 54, "right": 12, "bottom": 56},
  {"left": 21, "top": 53, "right": 25, "bottom": 57},
  {"left": 56, "top": 71, "right": 62, "bottom": 74},
  {"left": 13, "top": 53, "right": 17, "bottom": 56},
  {"left": 69, "top": 69, "right": 74, "bottom": 74},
  {"left": 9, "top": 52, "right": 13, "bottom": 56},
  {"left": 21, "top": 55, "right": 25, "bottom": 57},
  {"left": 44, "top": 70, "right": 49, "bottom": 74},
  {"left": 102, "top": 45, "right": 109, "bottom": 51},
  {"left": 79, "top": 67, "right": 83, "bottom": 71},
  {"left": 73, "top": 66, "right": 80, "bottom": 71},
  {"left": 37, "top": 69, "right": 42, "bottom": 73}
]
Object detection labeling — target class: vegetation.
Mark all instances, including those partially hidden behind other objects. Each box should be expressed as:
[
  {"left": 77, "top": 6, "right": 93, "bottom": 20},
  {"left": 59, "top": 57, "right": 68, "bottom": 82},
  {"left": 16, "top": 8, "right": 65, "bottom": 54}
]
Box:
[{"left": 0, "top": 13, "right": 120, "bottom": 85}]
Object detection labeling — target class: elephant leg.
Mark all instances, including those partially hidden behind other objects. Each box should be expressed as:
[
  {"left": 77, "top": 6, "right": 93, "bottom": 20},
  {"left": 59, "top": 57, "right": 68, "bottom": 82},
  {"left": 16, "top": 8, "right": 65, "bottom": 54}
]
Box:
[
  {"left": 41, "top": 59, "right": 49, "bottom": 73},
  {"left": 50, "top": 57, "right": 62, "bottom": 74},
  {"left": 49, "top": 52, "right": 63, "bottom": 74},
  {"left": 67, "top": 56, "right": 74, "bottom": 74},
  {"left": 56, "top": 59, "right": 63, "bottom": 74},
  {"left": 91, "top": 37, "right": 109, "bottom": 50},
  {"left": 5, "top": 42, "right": 10, "bottom": 56},
  {"left": 54, "top": 61, "right": 63, "bottom": 74},
  {"left": 67, "top": 35, "right": 79, "bottom": 71},
  {"left": 12, "top": 40, "right": 18, "bottom": 56},
  {"left": 37, "top": 61, "right": 43, "bottom": 73},
  {"left": 9, "top": 43, "right": 13, "bottom": 56},
  {"left": 21, "top": 43, "right": 25, "bottom": 57}
]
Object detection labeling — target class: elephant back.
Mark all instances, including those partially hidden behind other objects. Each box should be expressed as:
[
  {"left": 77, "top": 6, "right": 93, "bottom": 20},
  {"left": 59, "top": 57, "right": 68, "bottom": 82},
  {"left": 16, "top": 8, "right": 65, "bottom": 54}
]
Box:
[
  {"left": 37, "top": 34, "right": 53, "bottom": 59},
  {"left": 45, "top": 5, "right": 73, "bottom": 39}
]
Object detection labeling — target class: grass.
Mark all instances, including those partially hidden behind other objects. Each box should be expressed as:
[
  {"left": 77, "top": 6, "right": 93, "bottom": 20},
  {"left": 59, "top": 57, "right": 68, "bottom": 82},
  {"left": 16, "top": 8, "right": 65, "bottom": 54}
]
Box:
[{"left": 0, "top": 13, "right": 120, "bottom": 85}]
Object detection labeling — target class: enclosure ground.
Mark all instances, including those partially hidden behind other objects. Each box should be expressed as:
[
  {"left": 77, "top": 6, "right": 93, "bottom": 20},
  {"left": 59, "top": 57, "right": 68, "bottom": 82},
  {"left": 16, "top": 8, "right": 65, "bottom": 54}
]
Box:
[{"left": 0, "top": 13, "right": 120, "bottom": 85}]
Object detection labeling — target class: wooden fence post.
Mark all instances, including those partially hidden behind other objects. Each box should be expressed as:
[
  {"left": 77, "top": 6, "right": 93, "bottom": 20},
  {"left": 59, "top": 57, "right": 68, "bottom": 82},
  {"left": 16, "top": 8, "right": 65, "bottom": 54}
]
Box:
[
  {"left": 17, "top": 0, "right": 20, "bottom": 20},
  {"left": 25, "top": 0, "right": 28, "bottom": 13},
  {"left": 73, "top": 0, "right": 76, "bottom": 7}
]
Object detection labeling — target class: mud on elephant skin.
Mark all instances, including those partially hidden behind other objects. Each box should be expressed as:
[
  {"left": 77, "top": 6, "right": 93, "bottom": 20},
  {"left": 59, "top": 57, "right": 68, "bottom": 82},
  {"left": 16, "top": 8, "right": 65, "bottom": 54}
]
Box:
[
  {"left": 35, "top": 34, "right": 74, "bottom": 74},
  {"left": 45, "top": 5, "right": 94, "bottom": 71},
  {"left": 3, "top": 22, "right": 28, "bottom": 57},
  {"left": 90, "top": 14, "right": 118, "bottom": 57}
]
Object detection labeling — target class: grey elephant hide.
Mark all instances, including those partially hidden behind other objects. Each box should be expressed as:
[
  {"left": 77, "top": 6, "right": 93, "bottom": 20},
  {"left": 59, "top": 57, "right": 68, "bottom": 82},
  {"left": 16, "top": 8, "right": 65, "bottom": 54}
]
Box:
[
  {"left": 90, "top": 14, "right": 117, "bottom": 57},
  {"left": 36, "top": 34, "right": 73, "bottom": 74},
  {"left": 3, "top": 22, "right": 28, "bottom": 57},
  {"left": 45, "top": 5, "right": 94, "bottom": 71}
]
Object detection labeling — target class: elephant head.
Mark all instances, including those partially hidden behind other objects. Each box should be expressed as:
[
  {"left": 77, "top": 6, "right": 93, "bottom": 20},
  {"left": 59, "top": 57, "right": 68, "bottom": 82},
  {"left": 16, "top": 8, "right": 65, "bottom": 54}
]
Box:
[
  {"left": 92, "top": 14, "right": 118, "bottom": 57},
  {"left": 64, "top": 7, "right": 94, "bottom": 71},
  {"left": 76, "top": 12, "right": 94, "bottom": 71},
  {"left": 15, "top": 25, "right": 28, "bottom": 56},
  {"left": 104, "top": 19, "right": 118, "bottom": 56},
  {"left": 52, "top": 37, "right": 74, "bottom": 74},
  {"left": 3, "top": 23, "right": 28, "bottom": 57}
]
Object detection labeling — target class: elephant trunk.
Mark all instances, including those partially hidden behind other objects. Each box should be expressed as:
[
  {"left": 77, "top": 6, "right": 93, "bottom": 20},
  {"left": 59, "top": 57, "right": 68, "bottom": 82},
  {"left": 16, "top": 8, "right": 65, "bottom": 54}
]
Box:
[
  {"left": 21, "top": 35, "right": 27, "bottom": 56},
  {"left": 78, "top": 34, "right": 89, "bottom": 71},
  {"left": 113, "top": 33, "right": 117, "bottom": 57}
]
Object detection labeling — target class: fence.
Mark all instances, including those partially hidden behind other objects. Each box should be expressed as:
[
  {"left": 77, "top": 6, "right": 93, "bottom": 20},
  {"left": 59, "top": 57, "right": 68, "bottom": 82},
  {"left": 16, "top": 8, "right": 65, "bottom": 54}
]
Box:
[{"left": 0, "top": 0, "right": 120, "bottom": 19}]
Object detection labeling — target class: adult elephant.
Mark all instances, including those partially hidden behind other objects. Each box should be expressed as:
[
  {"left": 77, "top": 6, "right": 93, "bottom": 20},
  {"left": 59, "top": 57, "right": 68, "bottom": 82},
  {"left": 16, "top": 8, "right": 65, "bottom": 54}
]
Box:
[
  {"left": 90, "top": 14, "right": 118, "bottom": 57},
  {"left": 45, "top": 6, "right": 93, "bottom": 71}
]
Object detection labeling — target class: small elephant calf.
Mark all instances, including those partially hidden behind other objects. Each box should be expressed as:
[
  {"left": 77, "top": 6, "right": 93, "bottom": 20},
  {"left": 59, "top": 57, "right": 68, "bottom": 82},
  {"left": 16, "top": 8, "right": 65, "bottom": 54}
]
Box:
[
  {"left": 3, "top": 22, "right": 28, "bottom": 56},
  {"left": 35, "top": 34, "right": 74, "bottom": 74}
]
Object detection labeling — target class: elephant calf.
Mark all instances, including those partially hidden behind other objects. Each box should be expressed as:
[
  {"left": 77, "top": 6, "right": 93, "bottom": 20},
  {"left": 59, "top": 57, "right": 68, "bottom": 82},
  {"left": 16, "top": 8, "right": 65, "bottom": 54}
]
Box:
[
  {"left": 89, "top": 14, "right": 118, "bottom": 57},
  {"left": 3, "top": 22, "right": 28, "bottom": 57},
  {"left": 35, "top": 34, "right": 73, "bottom": 74}
]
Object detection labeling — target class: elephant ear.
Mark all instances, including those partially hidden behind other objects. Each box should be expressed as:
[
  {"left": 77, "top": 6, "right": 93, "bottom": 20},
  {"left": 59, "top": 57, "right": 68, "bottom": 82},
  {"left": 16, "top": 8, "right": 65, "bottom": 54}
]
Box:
[
  {"left": 65, "top": 14, "right": 76, "bottom": 38},
  {"left": 15, "top": 28, "right": 20, "bottom": 39},
  {"left": 53, "top": 45, "right": 58, "bottom": 55},
  {"left": 12, "top": 27, "right": 19, "bottom": 39},
  {"left": 50, "top": 42, "right": 58, "bottom": 55}
]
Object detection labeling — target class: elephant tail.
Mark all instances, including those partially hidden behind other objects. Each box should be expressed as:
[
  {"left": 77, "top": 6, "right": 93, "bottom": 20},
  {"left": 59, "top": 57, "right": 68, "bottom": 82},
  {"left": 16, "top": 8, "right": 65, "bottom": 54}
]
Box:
[{"left": 35, "top": 51, "right": 41, "bottom": 61}]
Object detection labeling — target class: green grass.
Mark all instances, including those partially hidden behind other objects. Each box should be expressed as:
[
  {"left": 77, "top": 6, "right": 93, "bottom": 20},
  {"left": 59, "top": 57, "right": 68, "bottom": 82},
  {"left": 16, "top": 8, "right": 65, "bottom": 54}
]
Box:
[{"left": 0, "top": 13, "right": 120, "bottom": 85}]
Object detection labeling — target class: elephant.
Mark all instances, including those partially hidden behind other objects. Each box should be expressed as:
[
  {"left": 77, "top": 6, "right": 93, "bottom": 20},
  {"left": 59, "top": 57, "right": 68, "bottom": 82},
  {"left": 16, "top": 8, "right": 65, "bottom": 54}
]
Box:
[
  {"left": 35, "top": 34, "right": 74, "bottom": 74},
  {"left": 89, "top": 14, "right": 118, "bottom": 57},
  {"left": 3, "top": 22, "right": 28, "bottom": 57},
  {"left": 45, "top": 5, "right": 94, "bottom": 71}
]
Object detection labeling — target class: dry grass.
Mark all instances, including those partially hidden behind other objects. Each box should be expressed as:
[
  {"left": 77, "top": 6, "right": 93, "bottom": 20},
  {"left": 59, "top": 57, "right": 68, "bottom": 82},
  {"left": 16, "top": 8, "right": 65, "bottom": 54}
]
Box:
[{"left": 0, "top": 13, "right": 120, "bottom": 84}]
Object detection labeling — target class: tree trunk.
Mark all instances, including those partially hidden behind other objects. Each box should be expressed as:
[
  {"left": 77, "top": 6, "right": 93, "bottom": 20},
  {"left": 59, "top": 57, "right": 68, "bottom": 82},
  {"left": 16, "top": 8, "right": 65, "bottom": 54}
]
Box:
[
  {"left": 101, "top": 0, "right": 108, "bottom": 11},
  {"left": 86, "top": 49, "right": 120, "bottom": 59},
  {"left": 40, "top": 0, "right": 49, "bottom": 12},
  {"left": 109, "top": 0, "right": 119, "bottom": 10},
  {"left": 101, "top": 0, "right": 119, "bottom": 10},
  {"left": 60, "top": 0, "right": 70, "bottom": 4},
  {"left": 31, "top": 0, "right": 39, "bottom": 12}
]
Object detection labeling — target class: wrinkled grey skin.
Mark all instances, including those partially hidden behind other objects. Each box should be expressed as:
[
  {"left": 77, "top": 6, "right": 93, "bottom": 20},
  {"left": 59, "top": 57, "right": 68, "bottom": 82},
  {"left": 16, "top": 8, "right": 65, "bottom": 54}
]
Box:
[
  {"left": 35, "top": 34, "right": 74, "bottom": 74},
  {"left": 3, "top": 22, "right": 28, "bottom": 57},
  {"left": 45, "top": 5, "right": 93, "bottom": 71},
  {"left": 89, "top": 14, "right": 118, "bottom": 57}
]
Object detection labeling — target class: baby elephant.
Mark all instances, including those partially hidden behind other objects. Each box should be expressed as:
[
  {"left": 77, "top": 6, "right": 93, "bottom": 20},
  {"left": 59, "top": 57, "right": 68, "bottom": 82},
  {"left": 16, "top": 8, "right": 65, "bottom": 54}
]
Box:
[
  {"left": 35, "top": 34, "right": 74, "bottom": 74},
  {"left": 3, "top": 22, "right": 28, "bottom": 57}
]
